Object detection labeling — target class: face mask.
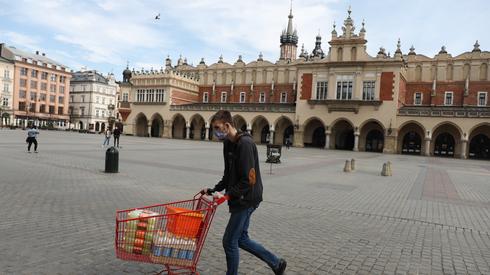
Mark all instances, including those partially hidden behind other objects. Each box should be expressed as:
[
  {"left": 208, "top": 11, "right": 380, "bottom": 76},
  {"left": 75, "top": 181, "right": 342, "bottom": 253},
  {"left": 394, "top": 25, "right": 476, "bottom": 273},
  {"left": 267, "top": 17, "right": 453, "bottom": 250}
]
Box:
[{"left": 214, "top": 130, "right": 227, "bottom": 141}]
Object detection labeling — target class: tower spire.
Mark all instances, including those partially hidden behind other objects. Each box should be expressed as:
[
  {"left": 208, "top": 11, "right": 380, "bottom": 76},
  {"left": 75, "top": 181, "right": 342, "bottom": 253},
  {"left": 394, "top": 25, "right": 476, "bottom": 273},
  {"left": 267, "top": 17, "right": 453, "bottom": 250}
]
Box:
[{"left": 279, "top": 1, "right": 298, "bottom": 61}]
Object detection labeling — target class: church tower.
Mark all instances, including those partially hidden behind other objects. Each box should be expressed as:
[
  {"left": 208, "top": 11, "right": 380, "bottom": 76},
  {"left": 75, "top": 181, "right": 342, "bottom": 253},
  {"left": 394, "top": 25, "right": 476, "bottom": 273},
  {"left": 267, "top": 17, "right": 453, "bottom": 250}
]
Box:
[{"left": 279, "top": 5, "right": 298, "bottom": 61}]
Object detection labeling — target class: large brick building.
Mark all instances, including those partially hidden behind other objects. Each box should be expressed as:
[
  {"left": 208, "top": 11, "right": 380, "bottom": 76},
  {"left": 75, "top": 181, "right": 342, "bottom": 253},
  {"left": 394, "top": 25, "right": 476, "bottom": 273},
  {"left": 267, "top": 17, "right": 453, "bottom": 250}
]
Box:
[{"left": 120, "top": 8, "right": 490, "bottom": 160}]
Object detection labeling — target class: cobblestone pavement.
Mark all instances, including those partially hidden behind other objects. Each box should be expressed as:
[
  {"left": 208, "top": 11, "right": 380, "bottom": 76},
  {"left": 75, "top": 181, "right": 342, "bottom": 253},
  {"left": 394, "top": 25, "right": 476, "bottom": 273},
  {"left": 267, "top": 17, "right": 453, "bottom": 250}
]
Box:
[{"left": 1, "top": 129, "right": 490, "bottom": 274}]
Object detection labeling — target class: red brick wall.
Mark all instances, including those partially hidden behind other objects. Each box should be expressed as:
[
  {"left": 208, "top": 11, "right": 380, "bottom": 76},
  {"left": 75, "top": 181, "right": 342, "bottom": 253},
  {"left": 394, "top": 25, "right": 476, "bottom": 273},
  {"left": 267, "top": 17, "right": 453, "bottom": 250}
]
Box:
[
  {"left": 405, "top": 81, "right": 490, "bottom": 106},
  {"left": 380, "top": 72, "right": 394, "bottom": 101},
  {"left": 171, "top": 89, "right": 198, "bottom": 105},
  {"left": 197, "top": 84, "right": 294, "bottom": 103},
  {"left": 300, "top": 73, "right": 312, "bottom": 100},
  {"left": 398, "top": 74, "right": 407, "bottom": 106}
]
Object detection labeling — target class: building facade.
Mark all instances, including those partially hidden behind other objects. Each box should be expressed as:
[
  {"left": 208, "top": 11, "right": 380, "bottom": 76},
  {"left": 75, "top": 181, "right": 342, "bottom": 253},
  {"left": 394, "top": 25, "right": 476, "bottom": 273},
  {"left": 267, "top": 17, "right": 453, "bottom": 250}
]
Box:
[
  {"left": 69, "top": 70, "right": 118, "bottom": 132},
  {"left": 0, "top": 43, "right": 71, "bottom": 128},
  {"left": 121, "top": 8, "right": 490, "bottom": 160},
  {"left": 0, "top": 54, "right": 14, "bottom": 126}
]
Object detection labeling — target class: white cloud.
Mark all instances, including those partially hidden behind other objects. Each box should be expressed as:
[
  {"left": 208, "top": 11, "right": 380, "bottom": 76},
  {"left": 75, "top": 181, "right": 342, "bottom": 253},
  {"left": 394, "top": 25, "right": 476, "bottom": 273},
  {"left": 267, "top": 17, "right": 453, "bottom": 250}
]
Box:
[{"left": 1, "top": 30, "right": 41, "bottom": 51}]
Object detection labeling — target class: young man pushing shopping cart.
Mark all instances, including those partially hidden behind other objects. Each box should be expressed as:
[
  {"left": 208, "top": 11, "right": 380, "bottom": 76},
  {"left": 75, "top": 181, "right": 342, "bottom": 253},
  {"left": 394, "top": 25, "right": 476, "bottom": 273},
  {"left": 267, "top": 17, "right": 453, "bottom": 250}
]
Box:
[{"left": 202, "top": 110, "right": 287, "bottom": 275}]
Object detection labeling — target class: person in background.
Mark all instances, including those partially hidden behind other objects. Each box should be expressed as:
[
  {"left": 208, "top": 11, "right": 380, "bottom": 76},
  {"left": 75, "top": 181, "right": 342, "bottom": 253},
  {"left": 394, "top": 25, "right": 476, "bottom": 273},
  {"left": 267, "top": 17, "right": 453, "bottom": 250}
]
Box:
[
  {"left": 102, "top": 128, "right": 112, "bottom": 147},
  {"left": 113, "top": 126, "right": 121, "bottom": 148},
  {"left": 201, "top": 110, "right": 287, "bottom": 275},
  {"left": 26, "top": 124, "right": 39, "bottom": 153}
]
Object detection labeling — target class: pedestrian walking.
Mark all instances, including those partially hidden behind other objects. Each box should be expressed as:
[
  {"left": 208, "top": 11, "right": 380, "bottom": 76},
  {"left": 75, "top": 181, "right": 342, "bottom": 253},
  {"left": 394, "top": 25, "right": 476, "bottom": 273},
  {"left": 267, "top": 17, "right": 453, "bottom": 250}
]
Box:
[
  {"left": 201, "top": 110, "right": 287, "bottom": 275},
  {"left": 285, "top": 137, "right": 291, "bottom": 150},
  {"left": 26, "top": 124, "right": 39, "bottom": 153},
  {"left": 102, "top": 128, "right": 112, "bottom": 147},
  {"left": 113, "top": 126, "right": 121, "bottom": 148}
]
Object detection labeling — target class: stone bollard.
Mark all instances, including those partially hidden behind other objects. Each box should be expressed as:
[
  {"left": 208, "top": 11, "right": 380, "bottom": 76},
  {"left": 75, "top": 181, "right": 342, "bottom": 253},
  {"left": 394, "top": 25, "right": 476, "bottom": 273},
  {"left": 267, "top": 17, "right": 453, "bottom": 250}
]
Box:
[
  {"left": 386, "top": 161, "right": 393, "bottom": 176},
  {"left": 381, "top": 163, "right": 387, "bottom": 176},
  {"left": 350, "top": 158, "right": 356, "bottom": 171},
  {"left": 344, "top": 160, "right": 352, "bottom": 172}
]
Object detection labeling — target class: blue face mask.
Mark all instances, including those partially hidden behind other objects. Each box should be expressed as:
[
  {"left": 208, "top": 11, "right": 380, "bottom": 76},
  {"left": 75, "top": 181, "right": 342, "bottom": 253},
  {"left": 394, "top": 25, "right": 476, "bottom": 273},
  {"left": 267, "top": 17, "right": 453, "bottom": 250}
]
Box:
[{"left": 214, "top": 130, "right": 227, "bottom": 141}]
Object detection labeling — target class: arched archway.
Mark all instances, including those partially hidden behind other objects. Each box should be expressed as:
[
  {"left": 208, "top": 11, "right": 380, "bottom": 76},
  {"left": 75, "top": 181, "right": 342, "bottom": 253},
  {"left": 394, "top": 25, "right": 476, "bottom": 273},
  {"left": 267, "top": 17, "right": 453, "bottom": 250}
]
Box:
[
  {"left": 303, "top": 118, "right": 325, "bottom": 148},
  {"left": 190, "top": 114, "right": 206, "bottom": 140},
  {"left": 78, "top": 121, "right": 84, "bottom": 130},
  {"left": 360, "top": 120, "right": 385, "bottom": 152},
  {"left": 150, "top": 113, "right": 164, "bottom": 137},
  {"left": 397, "top": 121, "right": 426, "bottom": 155},
  {"left": 274, "top": 116, "right": 294, "bottom": 145},
  {"left": 233, "top": 115, "right": 247, "bottom": 133},
  {"left": 468, "top": 124, "right": 490, "bottom": 160},
  {"left": 172, "top": 114, "right": 186, "bottom": 139},
  {"left": 251, "top": 116, "right": 269, "bottom": 144},
  {"left": 135, "top": 113, "right": 149, "bottom": 137},
  {"left": 432, "top": 122, "right": 462, "bottom": 158},
  {"left": 331, "top": 119, "right": 354, "bottom": 150},
  {"left": 95, "top": 122, "right": 100, "bottom": 132}
]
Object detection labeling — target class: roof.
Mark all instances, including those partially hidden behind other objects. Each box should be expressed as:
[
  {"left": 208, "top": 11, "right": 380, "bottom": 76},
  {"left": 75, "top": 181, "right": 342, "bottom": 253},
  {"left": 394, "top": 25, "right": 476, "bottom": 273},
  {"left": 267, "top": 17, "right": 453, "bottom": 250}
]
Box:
[
  {"left": 0, "top": 56, "right": 13, "bottom": 64},
  {"left": 71, "top": 70, "right": 109, "bottom": 84},
  {"left": 5, "top": 46, "right": 68, "bottom": 68}
]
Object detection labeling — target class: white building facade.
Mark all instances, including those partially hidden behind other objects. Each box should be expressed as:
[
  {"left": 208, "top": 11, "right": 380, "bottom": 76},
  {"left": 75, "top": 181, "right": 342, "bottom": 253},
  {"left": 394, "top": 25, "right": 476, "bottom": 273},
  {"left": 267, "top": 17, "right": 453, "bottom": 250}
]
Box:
[
  {"left": 69, "top": 70, "right": 118, "bottom": 132},
  {"left": 0, "top": 56, "right": 14, "bottom": 126}
]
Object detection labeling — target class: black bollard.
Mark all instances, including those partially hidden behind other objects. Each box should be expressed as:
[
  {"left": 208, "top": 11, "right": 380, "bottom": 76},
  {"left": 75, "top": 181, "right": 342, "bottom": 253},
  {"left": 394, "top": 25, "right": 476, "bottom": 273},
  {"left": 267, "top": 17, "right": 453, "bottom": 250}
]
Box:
[{"left": 105, "top": 146, "right": 119, "bottom": 173}]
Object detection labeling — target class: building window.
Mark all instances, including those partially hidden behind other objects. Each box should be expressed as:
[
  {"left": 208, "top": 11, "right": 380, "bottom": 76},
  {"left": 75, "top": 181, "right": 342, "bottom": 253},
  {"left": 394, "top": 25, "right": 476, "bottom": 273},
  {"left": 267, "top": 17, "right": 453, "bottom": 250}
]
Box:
[
  {"left": 280, "top": 92, "right": 287, "bottom": 103},
  {"left": 362, "top": 81, "right": 375, "bottom": 101},
  {"left": 259, "top": 92, "right": 265, "bottom": 103},
  {"left": 59, "top": 86, "right": 65, "bottom": 94},
  {"left": 19, "top": 90, "right": 26, "bottom": 98},
  {"left": 20, "top": 67, "right": 28, "bottom": 76},
  {"left": 3, "top": 83, "right": 8, "bottom": 93},
  {"left": 50, "top": 74, "right": 56, "bottom": 81},
  {"left": 40, "top": 93, "right": 46, "bottom": 101},
  {"left": 31, "top": 69, "right": 38, "bottom": 78},
  {"left": 444, "top": 91, "right": 453, "bottom": 106},
  {"left": 156, "top": 89, "right": 165, "bottom": 102},
  {"left": 2, "top": 97, "right": 8, "bottom": 107},
  {"left": 80, "top": 107, "right": 85, "bottom": 116},
  {"left": 41, "top": 72, "right": 48, "bottom": 80},
  {"left": 49, "top": 95, "right": 55, "bottom": 102},
  {"left": 39, "top": 104, "right": 45, "bottom": 113},
  {"left": 58, "top": 96, "right": 64, "bottom": 104},
  {"left": 19, "top": 102, "right": 26, "bottom": 112},
  {"left": 96, "top": 109, "right": 99, "bottom": 118},
  {"left": 102, "top": 97, "right": 105, "bottom": 104},
  {"left": 478, "top": 92, "right": 487, "bottom": 106},
  {"left": 70, "top": 95, "right": 74, "bottom": 103},
  {"left": 59, "top": 76, "right": 66, "bottom": 83},
  {"left": 41, "top": 83, "right": 47, "bottom": 91},
  {"left": 29, "top": 103, "right": 35, "bottom": 112},
  {"left": 30, "top": 93, "right": 37, "bottom": 101},
  {"left": 239, "top": 92, "right": 246, "bottom": 103},
  {"left": 58, "top": 107, "right": 63, "bottom": 115},
  {"left": 81, "top": 95, "right": 85, "bottom": 103},
  {"left": 96, "top": 96, "right": 100, "bottom": 104},
  {"left": 50, "top": 84, "right": 56, "bottom": 93},
  {"left": 30, "top": 80, "right": 38, "bottom": 90},
  {"left": 414, "top": 92, "right": 422, "bottom": 105},
  {"left": 20, "top": 79, "right": 27, "bottom": 88},
  {"left": 316, "top": 81, "right": 328, "bottom": 100},
  {"left": 336, "top": 77, "right": 353, "bottom": 100},
  {"left": 4, "top": 70, "right": 10, "bottom": 79},
  {"left": 221, "top": 92, "right": 227, "bottom": 103},
  {"left": 202, "top": 92, "right": 208, "bottom": 103},
  {"left": 146, "top": 89, "right": 154, "bottom": 102},
  {"left": 49, "top": 105, "right": 55, "bottom": 114},
  {"left": 137, "top": 90, "right": 145, "bottom": 102},
  {"left": 122, "top": 93, "right": 128, "bottom": 102}
]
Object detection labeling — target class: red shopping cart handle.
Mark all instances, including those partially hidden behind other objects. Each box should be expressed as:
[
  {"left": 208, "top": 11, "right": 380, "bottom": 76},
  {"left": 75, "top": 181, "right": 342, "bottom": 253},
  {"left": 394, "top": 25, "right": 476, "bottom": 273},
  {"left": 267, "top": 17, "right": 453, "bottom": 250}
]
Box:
[{"left": 215, "top": 195, "right": 229, "bottom": 205}]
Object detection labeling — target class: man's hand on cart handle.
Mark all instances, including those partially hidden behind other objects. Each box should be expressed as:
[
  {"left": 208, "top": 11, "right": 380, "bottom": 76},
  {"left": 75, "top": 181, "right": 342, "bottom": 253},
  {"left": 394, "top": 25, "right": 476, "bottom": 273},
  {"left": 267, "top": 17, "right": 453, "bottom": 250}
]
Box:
[
  {"left": 200, "top": 188, "right": 214, "bottom": 196},
  {"left": 213, "top": 192, "right": 229, "bottom": 205}
]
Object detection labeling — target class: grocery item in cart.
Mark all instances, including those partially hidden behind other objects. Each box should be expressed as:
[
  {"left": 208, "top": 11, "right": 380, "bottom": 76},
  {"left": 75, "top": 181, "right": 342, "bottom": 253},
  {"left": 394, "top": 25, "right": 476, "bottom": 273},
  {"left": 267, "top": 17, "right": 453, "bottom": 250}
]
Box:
[
  {"left": 123, "top": 209, "right": 158, "bottom": 255},
  {"left": 150, "top": 230, "right": 198, "bottom": 266}
]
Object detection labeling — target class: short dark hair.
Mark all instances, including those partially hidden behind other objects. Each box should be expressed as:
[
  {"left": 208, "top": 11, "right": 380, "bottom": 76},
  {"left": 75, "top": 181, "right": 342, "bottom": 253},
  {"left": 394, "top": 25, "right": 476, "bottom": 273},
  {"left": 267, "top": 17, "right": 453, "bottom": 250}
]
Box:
[{"left": 211, "top": 110, "right": 234, "bottom": 127}]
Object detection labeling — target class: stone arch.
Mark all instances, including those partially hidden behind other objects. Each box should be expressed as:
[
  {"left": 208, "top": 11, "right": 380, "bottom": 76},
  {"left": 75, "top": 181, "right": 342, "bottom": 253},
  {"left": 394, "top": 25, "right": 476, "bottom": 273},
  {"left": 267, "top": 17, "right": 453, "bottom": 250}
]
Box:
[
  {"left": 190, "top": 114, "right": 206, "bottom": 140},
  {"left": 303, "top": 117, "right": 325, "bottom": 148},
  {"left": 397, "top": 121, "right": 426, "bottom": 155},
  {"left": 150, "top": 113, "right": 164, "bottom": 137},
  {"left": 232, "top": 115, "right": 247, "bottom": 133},
  {"left": 135, "top": 113, "right": 148, "bottom": 137},
  {"left": 274, "top": 116, "right": 294, "bottom": 145},
  {"left": 171, "top": 113, "right": 186, "bottom": 139},
  {"left": 330, "top": 118, "right": 355, "bottom": 150},
  {"left": 78, "top": 121, "right": 84, "bottom": 130},
  {"left": 359, "top": 119, "right": 385, "bottom": 152},
  {"left": 468, "top": 123, "right": 490, "bottom": 160},
  {"left": 251, "top": 115, "right": 270, "bottom": 144},
  {"left": 432, "top": 122, "right": 462, "bottom": 158}
]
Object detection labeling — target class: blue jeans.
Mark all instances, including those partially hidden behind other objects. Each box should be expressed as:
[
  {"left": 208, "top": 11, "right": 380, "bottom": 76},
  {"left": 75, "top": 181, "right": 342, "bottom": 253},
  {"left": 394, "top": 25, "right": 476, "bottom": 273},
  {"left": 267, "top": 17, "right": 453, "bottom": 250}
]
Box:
[
  {"left": 223, "top": 207, "right": 279, "bottom": 275},
  {"left": 103, "top": 137, "right": 110, "bottom": 146}
]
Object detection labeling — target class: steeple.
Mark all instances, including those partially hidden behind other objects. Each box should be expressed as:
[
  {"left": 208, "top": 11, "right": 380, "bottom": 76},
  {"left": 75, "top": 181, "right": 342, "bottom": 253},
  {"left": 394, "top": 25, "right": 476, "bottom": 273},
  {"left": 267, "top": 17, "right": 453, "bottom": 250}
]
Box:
[
  {"left": 279, "top": 1, "right": 298, "bottom": 61},
  {"left": 311, "top": 30, "right": 324, "bottom": 58}
]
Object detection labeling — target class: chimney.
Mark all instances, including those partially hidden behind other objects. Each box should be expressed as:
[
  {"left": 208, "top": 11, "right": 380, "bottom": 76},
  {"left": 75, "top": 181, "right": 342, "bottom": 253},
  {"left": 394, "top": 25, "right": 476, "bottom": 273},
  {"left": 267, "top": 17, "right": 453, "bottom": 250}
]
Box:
[{"left": 36, "top": 51, "right": 39, "bottom": 55}]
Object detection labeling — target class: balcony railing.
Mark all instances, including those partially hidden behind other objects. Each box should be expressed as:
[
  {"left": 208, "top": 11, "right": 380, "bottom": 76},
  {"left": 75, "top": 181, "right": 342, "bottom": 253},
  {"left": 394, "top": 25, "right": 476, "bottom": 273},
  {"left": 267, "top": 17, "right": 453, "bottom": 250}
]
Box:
[
  {"left": 170, "top": 103, "right": 296, "bottom": 113},
  {"left": 307, "top": 99, "right": 382, "bottom": 114},
  {"left": 398, "top": 106, "right": 490, "bottom": 118}
]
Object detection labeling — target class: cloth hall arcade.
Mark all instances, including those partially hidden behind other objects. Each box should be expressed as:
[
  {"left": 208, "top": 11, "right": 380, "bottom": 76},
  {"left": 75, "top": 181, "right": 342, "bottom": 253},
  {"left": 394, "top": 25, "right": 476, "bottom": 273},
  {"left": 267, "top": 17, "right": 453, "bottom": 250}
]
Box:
[{"left": 119, "top": 8, "right": 490, "bottom": 160}]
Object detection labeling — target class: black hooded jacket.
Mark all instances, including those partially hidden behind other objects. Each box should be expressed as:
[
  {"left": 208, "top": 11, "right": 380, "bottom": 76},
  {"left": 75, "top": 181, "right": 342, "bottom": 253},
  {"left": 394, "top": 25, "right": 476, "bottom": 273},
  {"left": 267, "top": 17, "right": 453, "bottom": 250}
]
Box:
[{"left": 211, "top": 132, "right": 263, "bottom": 213}]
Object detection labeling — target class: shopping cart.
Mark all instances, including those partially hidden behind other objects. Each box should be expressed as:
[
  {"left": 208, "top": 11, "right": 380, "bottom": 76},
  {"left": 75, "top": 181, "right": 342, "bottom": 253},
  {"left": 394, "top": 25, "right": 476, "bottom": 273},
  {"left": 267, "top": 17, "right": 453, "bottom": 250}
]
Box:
[{"left": 115, "top": 192, "right": 227, "bottom": 275}]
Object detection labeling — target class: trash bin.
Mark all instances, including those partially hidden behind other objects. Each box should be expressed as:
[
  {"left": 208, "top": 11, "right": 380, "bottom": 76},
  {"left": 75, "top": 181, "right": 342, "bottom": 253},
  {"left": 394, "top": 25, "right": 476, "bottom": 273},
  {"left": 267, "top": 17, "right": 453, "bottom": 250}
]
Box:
[
  {"left": 266, "top": 144, "right": 282, "bottom": 163},
  {"left": 105, "top": 146, "right": 119, "bottom": 173}
]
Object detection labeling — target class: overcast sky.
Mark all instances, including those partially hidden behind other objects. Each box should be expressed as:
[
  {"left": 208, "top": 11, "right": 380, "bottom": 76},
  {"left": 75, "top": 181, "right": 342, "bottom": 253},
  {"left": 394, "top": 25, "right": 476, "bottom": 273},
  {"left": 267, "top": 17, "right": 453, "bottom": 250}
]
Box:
[{"left": 0, "top": 0, "right": 488, "bottom": 79}]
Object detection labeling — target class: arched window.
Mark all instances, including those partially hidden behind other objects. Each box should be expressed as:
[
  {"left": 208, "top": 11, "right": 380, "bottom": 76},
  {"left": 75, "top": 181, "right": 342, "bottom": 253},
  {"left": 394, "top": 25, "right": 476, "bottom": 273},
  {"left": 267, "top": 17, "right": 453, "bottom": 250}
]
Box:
[
  {"left": 351, "top": 47, "right": 357, "bottom": 61},
  {"left": 480, "top": 63, "right": 488, "bottom": 80},
  {"left": 337, "top": 47, "right": 343, "bottom": 62}
]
